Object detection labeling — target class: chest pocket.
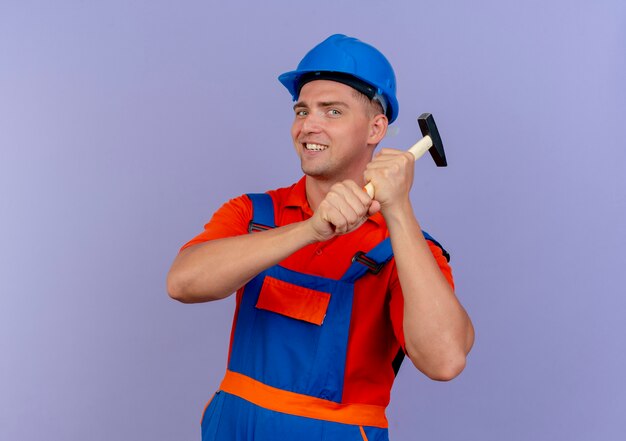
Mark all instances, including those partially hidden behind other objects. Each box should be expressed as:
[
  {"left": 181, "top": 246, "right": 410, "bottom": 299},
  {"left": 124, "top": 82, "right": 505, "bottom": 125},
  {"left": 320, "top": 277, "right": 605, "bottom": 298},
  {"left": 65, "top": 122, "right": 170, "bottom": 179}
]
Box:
[{"left": 256, "top": 276, "right": 331, "bottom": 326}]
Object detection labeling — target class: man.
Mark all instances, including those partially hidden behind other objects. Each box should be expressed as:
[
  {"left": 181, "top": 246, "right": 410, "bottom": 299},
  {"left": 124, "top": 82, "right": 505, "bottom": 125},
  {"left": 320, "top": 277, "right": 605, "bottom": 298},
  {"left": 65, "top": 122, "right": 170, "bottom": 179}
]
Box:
[{"left": 167, "top": 34, "right": 474, "bottom": 440}]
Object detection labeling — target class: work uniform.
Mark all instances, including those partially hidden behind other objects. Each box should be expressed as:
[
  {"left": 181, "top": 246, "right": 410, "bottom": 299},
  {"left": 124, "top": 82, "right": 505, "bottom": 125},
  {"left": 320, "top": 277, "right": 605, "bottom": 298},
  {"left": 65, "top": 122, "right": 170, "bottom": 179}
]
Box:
[{"left": 181, "top": 177, "right": 453, "bottom": 440}]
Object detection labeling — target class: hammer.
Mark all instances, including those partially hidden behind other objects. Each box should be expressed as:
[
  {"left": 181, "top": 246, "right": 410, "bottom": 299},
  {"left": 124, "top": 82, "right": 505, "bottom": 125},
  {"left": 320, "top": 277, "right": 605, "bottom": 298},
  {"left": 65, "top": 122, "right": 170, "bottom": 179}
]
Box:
[{"left": 364, "top": 112, "right": 447, "bottom": 198}]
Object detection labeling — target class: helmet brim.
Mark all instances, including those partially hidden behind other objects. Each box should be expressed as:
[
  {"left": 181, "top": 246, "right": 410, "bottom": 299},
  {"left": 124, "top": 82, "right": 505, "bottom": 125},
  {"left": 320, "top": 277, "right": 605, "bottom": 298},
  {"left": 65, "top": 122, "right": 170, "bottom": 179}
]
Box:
[{"left": 278, "top": 69, "right": 398, "bottom": 123}]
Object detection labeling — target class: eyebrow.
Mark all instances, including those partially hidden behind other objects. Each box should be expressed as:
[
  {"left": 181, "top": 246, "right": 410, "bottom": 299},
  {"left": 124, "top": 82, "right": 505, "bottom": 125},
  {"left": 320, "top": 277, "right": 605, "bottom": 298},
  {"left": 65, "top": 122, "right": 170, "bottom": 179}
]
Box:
[{"left": 293, "top": 101, "right": 349, "bottom": 110}]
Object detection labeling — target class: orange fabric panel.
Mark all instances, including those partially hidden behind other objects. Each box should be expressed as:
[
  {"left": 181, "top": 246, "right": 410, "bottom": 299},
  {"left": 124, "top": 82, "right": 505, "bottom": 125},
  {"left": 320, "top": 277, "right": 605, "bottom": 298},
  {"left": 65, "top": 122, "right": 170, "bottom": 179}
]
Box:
[
  {"left": 256, "top": 276, "right": 331, "bottom": 325},
  {"left": 219, "top": 370, "right": 388, "bottom": 428}
]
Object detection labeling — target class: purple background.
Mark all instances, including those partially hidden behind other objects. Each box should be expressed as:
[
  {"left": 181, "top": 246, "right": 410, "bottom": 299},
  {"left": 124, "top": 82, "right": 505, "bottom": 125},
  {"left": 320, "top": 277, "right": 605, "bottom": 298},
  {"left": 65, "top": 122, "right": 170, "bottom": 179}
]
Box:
[{"left": 2, "top": 1, "right": 625, "bottom": 440}]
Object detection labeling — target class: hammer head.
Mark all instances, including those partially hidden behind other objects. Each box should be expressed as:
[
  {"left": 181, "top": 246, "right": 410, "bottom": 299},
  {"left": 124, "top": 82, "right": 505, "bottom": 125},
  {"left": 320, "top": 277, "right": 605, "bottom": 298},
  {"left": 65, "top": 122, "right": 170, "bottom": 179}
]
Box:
[{"left": 418, "top": 113, "right": 447, "bottom": 167}]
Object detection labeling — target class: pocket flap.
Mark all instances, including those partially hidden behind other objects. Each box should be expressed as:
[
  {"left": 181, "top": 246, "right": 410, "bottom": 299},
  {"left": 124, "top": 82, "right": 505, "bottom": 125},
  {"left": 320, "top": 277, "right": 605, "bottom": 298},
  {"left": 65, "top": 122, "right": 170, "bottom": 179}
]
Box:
[{"left": 256, "top": 276, "right": 331, "bottom": 326}]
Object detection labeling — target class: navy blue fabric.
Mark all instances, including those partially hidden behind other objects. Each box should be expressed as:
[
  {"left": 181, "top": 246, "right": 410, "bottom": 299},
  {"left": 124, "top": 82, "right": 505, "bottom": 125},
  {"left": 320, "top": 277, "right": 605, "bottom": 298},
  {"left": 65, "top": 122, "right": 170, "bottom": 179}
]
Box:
[
  {"left": 340, "top": 237, "right": 393, "bottom": 283},
  {"left": 247, "top": 193, "right": 276, "bottom": 228},
  {"left": 228, "top": 265, "right": 354, "bottom": 402},
  {"left": 341, "top": 230, "right": 449, "bottom": 281}
]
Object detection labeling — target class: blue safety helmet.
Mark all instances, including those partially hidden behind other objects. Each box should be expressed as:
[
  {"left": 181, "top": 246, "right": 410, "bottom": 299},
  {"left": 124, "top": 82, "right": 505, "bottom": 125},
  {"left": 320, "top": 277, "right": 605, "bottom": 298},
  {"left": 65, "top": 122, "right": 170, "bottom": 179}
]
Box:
[{"left": 278, "top": 34, "right": 399, "bottom": 123}]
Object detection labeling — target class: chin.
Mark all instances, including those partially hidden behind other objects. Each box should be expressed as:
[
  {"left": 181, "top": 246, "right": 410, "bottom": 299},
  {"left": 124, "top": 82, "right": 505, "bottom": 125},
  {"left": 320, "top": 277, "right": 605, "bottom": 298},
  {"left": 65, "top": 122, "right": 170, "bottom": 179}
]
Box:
[{"left": 301, "top": 166, "right": 331, "bottom": 180}]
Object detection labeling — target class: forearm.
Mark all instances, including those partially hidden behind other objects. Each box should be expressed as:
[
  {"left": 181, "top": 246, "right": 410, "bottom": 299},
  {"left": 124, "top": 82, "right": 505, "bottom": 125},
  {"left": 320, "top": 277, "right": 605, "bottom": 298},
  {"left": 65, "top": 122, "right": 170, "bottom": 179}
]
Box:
[
  {"left": 167, "top": 221, "right": 316, "bottom": 303},
  {"left": 384, "top": 200, "right": 474, "bottom": 380}
]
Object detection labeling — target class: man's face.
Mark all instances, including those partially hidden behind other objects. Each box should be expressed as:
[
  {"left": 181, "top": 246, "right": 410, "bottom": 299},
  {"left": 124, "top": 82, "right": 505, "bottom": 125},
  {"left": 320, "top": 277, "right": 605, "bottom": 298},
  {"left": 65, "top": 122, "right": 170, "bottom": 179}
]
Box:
[{"left": 291, "top": 80, "right": 376, "bottom": 184}]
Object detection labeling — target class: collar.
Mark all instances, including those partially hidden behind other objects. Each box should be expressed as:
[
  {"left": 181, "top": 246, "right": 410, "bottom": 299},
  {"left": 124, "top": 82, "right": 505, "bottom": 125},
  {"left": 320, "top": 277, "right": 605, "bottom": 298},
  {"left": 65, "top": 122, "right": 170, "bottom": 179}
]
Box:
[{"left": 285, "top": 176, "right": 384, "bottom": 227}]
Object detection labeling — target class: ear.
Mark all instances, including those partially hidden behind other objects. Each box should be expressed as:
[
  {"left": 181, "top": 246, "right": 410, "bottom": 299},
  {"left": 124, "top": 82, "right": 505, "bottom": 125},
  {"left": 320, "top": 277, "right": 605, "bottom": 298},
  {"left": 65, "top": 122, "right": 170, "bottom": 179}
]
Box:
[{"left": 368, "top": 113, "right": 388, "bottom": 145}]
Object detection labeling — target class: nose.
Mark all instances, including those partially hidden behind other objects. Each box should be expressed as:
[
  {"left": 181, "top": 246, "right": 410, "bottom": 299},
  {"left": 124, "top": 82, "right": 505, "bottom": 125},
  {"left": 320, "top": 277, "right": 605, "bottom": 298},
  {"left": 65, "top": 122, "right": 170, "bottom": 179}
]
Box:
[{"left": 301, "top": 112, "right": 323, "bottom": 134}]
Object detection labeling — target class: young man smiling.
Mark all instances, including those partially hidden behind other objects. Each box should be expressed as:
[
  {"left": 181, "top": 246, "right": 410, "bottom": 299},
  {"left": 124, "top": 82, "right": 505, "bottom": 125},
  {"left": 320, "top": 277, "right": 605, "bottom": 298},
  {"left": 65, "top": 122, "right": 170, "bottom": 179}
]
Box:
[{"left": 167, "top": 34, "right": 474, "bottom": 441}]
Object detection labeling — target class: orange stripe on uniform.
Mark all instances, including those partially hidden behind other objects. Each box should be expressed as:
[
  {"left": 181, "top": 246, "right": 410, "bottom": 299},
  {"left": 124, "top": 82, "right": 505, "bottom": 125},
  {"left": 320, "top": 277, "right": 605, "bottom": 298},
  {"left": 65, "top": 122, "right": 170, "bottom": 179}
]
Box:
[
  {"left": 359, "top": 425, "right": 369, "bottom": 440},
  {"left": 219, "top": 370, "right": 388, "bottom": 428}
]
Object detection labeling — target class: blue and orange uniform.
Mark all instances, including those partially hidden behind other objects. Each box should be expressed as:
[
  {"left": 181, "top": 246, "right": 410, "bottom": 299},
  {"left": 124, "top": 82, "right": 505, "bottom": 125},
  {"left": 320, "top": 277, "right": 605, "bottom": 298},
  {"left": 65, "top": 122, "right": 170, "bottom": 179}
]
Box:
[{"left": 181, "top": 177, "right": 453, "bottom": 440}]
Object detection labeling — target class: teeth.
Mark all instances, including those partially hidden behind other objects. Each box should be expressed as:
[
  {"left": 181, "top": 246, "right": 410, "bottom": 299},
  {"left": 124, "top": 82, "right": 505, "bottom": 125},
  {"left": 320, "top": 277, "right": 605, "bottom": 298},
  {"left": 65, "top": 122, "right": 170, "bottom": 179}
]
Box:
[{"left": 305, "top": 143, "right": 329, "bottom": 151}]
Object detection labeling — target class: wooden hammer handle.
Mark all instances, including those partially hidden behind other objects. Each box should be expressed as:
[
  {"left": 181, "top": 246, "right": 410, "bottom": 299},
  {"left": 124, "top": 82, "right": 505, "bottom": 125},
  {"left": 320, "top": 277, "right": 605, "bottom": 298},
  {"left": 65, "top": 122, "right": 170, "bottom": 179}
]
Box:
[{"left": 363, "top": 135, "right": 433, "bottom": 198}]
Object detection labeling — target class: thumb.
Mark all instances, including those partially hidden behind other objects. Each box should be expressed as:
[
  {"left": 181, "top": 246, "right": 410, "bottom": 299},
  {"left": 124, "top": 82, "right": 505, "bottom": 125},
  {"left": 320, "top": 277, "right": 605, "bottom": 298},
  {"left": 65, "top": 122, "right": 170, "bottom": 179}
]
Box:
[{"left": 368, "top": 200, "right": 381, "bottom": 216}]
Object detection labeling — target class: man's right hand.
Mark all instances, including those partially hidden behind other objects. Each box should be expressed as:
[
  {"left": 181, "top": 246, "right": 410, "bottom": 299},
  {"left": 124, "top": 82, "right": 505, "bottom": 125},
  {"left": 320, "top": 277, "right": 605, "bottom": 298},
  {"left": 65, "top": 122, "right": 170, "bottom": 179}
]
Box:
[{"left": 307, "top": 180, "right": 381, "bottom": 242}]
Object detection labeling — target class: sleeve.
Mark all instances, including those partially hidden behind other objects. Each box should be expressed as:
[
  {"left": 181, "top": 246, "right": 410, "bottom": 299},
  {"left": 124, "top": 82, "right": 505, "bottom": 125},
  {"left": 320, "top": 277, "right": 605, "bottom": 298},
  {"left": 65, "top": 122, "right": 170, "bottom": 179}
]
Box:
[
  {"left": 179, "top": 195, "right": 253, "bottom": 252},
  {"left": 388, "top": 240, "right": 455, "bottom": 351}
]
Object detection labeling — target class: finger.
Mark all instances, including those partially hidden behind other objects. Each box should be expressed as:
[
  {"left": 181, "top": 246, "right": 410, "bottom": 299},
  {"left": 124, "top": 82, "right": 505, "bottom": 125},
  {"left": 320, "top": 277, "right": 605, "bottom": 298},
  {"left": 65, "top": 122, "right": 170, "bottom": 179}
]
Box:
[
  {"left": 328, "top": 182, "right": 371, "bottom": 220},
  {"left": 319, "top": 203, "right": 347, "bottom": 234},
  {"left": 322, "top": 184, "right": 374, "bottom": 234},
  {"left": 370, "top": 151, "right": 413, "bottom": 165},
  {"left": 341, "top": 180, "right": 374, "bottom": 212},
  {"left": 377, "top": 147, "right": 406, "bottom": 156},
  {"left": 325, "top": 190, "right": 363, "bottom": 228}
]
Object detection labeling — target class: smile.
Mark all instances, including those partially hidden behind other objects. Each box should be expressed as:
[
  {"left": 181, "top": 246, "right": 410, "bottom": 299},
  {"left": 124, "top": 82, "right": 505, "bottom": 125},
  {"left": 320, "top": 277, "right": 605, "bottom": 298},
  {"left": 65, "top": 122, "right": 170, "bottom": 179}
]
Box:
[{"left": 304, "top": 143, "right": 329, "bottom": 151}]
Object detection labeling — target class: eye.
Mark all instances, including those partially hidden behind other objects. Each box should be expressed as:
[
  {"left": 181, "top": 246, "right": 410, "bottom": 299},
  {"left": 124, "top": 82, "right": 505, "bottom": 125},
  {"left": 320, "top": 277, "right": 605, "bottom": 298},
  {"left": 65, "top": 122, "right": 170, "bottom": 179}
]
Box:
[
  {"left": 327, "top": 109, "right": 341, "bottom": 117},
  {"left": 295, "top": 109, "right": 308, "bottom": 117}
]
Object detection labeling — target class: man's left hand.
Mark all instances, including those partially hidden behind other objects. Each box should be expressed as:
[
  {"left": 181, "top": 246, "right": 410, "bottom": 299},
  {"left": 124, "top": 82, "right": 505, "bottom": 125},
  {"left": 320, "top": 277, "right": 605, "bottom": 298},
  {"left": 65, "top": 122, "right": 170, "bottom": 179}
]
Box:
[{"left": 364, "top": 148, "right": 415, "bottom": 210}]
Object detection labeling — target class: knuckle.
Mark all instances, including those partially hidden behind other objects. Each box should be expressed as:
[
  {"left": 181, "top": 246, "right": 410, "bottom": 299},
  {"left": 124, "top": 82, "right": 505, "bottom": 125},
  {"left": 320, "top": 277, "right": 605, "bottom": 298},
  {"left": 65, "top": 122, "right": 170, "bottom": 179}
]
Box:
[
  {"left": 334, "top": 181, "right": 344, "bottom": 189},
  {"left": 328, "top": 183, "right": 342, "bottom": 194},
  {"left": 351, "top": 208, "right": 363, "bottom": 222}
]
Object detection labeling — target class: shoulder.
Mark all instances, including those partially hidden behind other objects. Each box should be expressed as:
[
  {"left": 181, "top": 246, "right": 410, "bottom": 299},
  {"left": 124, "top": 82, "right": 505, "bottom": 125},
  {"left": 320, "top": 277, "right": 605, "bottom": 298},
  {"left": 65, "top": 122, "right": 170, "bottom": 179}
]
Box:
[
  {"left": 424, "top": 237, "right": 455, "bottom": 290},
  {"left": 218, "top": 178, "right": 300, "bottom": 220},
  {"left": 179, "top": 180, "right": 303, "bottom": 251},
  {"left": 178, "top": 194, "right": 252, "bottom": 251}
]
